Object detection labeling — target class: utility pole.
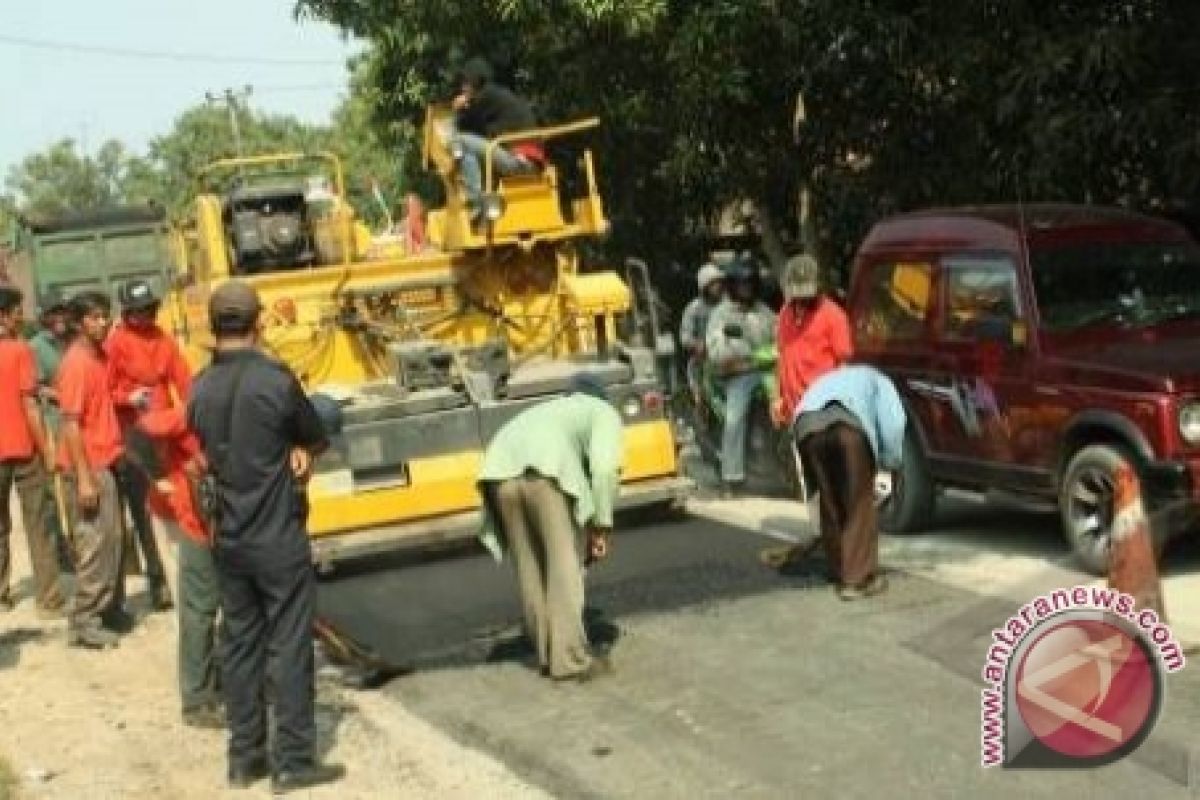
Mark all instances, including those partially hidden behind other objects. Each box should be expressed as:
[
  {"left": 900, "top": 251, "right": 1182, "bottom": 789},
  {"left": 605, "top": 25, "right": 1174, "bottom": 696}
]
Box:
[{"left": 205, "top": 85, "right": 253, "bottom": 158}]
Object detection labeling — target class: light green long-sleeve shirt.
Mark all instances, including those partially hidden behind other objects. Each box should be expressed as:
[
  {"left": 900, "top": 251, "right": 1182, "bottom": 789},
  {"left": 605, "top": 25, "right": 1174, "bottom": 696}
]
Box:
[{"left": 477, "top": 394, "right": 624, "bottom": 561}]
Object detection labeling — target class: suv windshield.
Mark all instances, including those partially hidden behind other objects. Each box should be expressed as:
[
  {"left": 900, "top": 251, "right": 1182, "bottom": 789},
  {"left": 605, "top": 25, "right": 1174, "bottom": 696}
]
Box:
[{"left": 1033, "top": 240, "right": 1200, "bottom": 331}]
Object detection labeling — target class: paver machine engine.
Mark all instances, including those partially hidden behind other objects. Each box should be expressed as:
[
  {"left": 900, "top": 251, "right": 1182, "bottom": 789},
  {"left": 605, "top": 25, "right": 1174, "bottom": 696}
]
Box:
[{"left": 170, "top": 105, "right": 690, "bottom": 566}]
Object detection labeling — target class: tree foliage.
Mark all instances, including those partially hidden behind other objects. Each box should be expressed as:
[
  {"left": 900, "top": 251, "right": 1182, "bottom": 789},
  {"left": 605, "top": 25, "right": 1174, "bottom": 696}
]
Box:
[
  {"left": 296, "top": 0, "right": 1200, "bottom": 281},
  {"left": 5, "top": 94, "right": 402, "bottom": 225}
]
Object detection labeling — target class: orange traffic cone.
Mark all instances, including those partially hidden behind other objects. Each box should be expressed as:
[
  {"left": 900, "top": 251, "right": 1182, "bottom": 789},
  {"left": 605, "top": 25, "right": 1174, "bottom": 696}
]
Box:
[{"left": 1108, "top": 463, "right": 1166, "bottom": 618}]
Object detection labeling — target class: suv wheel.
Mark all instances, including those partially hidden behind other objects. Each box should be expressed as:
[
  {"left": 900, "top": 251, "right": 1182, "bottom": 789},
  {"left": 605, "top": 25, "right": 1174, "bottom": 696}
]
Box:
[
  {"left": 880, "top": 426, "right": 936, "bottom": 534},
  {"left": 1059, "top": 444, "right": 1137, "bottom": 576}
]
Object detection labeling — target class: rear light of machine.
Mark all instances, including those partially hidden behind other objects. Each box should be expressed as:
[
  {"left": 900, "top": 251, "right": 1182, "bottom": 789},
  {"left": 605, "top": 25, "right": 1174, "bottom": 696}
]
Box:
[{"left": 642, "top": 390, "right": 664, "bottom": 414}]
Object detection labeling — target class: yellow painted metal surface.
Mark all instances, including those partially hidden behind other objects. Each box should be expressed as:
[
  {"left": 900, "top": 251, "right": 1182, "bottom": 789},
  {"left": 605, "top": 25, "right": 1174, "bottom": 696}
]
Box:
[
  {"left": 168, "top": 109, "right": 685, "bottom": 547},
  {"left": 306, "top": 418, "right": 680, "bottom": 536}
]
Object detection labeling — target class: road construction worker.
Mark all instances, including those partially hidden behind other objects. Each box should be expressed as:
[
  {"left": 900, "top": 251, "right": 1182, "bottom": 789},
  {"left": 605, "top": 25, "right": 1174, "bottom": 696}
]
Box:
[
  {"left": 680, "top": 263, "right": 725, "bottom": 406},
  {"left": 451, "top": 57, "right": 543, "bottom": 220},
  {"left": 124, "top": 407, "right": 223, "bottom": 730},
  {"left": 790, "top": 364, "right": 906, "bottom": 600},
  {"left": 705, "top": 258, "right": 777, "bottom": 497},
  {"left": 0, "top": 286, "right": 64, "bottom": 616},
  {"left": 188, "top": 280, "right": 344, "bottom": 793},
  {"left": 56, "top": 291, "right": 125, "bottom": 648},
  {"left": 477, "top": 374, "right": 622, "bottom": 682},
  {"left": 29, "top": 290, "right": 75, "bottom": 572},
  {"left": 107, "top": 278, "right": 186, "bottom": 612},
  {"left": 774, "top": 254, "right": 852, "bottom": 427}
]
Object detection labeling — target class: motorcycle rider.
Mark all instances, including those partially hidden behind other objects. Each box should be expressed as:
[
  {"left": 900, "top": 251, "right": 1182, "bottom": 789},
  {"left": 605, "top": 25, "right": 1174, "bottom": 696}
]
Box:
[
  {"left": 705, "top": 258, "right": 778, "bottom": 498},
  {"left": 679, "top": 263, "right": 725, "bottom": 408}
]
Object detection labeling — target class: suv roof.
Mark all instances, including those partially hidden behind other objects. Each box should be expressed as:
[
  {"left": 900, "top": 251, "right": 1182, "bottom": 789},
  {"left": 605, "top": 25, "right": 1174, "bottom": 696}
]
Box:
[{"left": 859, "top": 203, "right": 1191, "bottom": 255}]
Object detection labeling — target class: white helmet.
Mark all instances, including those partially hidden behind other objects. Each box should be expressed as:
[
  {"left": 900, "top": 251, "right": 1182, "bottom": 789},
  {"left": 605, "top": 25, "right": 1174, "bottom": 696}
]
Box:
[{"left": 697, "top": 263, "right": 724, "bottom": 292}]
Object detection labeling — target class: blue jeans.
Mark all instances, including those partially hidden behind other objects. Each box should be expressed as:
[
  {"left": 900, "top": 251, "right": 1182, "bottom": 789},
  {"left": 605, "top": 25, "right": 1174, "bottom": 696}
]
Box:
[
  {"left": 453, "top": 132, "right": 536, "bottom": 204},
  {"left": 721, "top": 372, "right": 761, "bottom": 483}
]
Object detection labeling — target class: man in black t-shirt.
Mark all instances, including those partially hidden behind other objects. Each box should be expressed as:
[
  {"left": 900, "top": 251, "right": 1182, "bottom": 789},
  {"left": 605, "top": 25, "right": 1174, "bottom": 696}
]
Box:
[
  {"left": 451, "top": 57, "right": 545, "bottom": 219},
  {"left": 187, "top": 281, "right": 344, "bottom": 794}
]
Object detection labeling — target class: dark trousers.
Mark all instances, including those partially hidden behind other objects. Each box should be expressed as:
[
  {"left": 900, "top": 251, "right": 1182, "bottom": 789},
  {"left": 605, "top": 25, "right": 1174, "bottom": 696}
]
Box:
[
  {"left": 115, "top": 457, "right": 168, "bottom": 595},
  {"left": 0, "top": 457, "right": 64, "bottom": 608},
  {"left": 176, "top": 532, "right": 220, "bottom": 711},
  {"left": 218, "top": 560, "right": 316, "bottom": 772},
  {"left": 799, "top": 424, "right": 879, "bottom": 587}
]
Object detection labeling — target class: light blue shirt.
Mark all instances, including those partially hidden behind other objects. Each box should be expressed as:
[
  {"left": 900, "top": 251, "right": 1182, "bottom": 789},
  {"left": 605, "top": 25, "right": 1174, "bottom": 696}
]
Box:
[{"left": 794, "top": 365, "right": 907, "bottom": 470}]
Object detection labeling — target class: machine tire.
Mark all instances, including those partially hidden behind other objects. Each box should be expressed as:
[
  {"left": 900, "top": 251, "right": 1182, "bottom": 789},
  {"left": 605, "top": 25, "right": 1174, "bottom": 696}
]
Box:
[
  {"left": 880, "top": 426, "right": 936, "bottom": 534},
  {"left": 1059, "top": 444, "right": 1142, "bottom": 577}
]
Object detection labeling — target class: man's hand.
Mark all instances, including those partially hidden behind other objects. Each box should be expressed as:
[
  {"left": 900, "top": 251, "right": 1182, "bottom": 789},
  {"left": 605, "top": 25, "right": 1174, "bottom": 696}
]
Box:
[
  {"left": 77, "top": 474, "right": 99, "bottom": 513},
  {"left": 38, "top": 386, "right": 58, "bottom": 404},
  {"left": 290, "top": 447, "right": 314, "bottom": 483},
  {"left": 452, "top": 93, "right": 470, "bottom": 111},
  {"left": 770, "top": 397, "right": 788, "bottom": 428},
  {"left": 585, "top": 526, "right": 612, "bottom": 566}
]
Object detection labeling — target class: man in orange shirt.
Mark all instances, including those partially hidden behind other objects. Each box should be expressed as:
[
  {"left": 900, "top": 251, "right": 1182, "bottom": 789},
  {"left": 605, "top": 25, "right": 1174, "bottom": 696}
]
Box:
[
  {"left": 0, "top": 286, "right": 64, "bottom": 615},
  {"left": 106, "top": 279, "right": 188, "bottom": 612},
  {"left": 773, "top": 255, "right": 853, "bottom": 427},
  {"left": 58, "top": 291, "right": 125, "bottom": 649}
]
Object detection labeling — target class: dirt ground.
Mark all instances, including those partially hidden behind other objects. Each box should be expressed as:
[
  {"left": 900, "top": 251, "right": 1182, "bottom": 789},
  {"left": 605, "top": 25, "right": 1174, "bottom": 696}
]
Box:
[{"left": 0, "top": 503, "right": 549, "bottom": 800}]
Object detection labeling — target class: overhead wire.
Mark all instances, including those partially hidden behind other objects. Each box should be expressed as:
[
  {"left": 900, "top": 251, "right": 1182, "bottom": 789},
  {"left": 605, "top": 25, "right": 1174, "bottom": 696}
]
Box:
[{"left": 0, "top": 32, "right": 346, "bottom": 67}]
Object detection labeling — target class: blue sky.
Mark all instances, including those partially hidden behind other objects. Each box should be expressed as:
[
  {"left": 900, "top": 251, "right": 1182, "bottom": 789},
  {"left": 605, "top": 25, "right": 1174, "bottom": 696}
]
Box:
[{"left": 0, "top": 1, "right": 360, "bottom": 176}]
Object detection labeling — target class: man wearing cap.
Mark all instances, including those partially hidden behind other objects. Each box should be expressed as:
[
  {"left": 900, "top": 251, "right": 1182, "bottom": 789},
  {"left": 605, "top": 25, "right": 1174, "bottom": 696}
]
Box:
[
  {"left": 774, "top": 254, "right": 852, "bottom": 428},
  {"left": 107, "top": 278, "right": 188, "bottom": 613},
  {"left": 188, "top": 281, "right": 344, "bottom": 793},
  {"left": 477, "top": 374, "right": 623, "bottom": 682},
  {"left": 679, "top": 263, "right": 725, "bottom": 408}
]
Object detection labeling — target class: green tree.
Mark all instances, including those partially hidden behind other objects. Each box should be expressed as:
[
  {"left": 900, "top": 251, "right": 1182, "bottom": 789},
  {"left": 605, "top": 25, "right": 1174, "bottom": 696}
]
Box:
[
  {"left": 296, "top": 0, "right": 1200, "bottom": 281},
  {"left": 4, "top": 139, "right": 145, "bottom": 219}
]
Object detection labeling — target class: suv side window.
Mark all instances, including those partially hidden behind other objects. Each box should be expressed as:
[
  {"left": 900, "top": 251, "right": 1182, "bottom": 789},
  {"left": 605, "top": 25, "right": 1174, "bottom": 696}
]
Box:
[
  {"left": 941, "top": 255, "right": 1022, "bottom": 342},
  {"left": 855, "top": 260, "right": 934, "bottom": 344}
]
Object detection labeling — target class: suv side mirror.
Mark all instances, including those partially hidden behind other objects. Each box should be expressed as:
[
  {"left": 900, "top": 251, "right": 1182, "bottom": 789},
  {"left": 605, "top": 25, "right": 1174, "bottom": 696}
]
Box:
[{"left": 724, "top": 323, "right": 744, "bottom": 338}]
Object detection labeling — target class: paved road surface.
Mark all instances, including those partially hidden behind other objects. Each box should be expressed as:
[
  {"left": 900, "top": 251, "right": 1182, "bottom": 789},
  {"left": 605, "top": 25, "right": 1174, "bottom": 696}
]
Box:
[{"left": 318, "top": 499, "right": 1199, "bottom": 799}]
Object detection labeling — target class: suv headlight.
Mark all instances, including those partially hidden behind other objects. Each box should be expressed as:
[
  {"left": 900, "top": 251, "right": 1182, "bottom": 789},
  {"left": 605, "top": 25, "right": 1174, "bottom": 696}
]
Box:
[{"left": 1180, "top": 402, "right": 1200, "bottom": 446}]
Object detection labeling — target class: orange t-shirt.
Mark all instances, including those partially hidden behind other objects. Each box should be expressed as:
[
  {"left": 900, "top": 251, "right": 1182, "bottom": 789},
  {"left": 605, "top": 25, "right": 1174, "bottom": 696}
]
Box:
[
  {"left": 56, "top": 341, "right": 123, "bottom": 471},
  {"left": 777, "top": 297, "right": 854, "bottom": 423},
  {"left": 105, "top": 323, "right": 193, "bottom": 428},
  {"left": 0, "top": 338, "right": 37, "bottom": 461}
]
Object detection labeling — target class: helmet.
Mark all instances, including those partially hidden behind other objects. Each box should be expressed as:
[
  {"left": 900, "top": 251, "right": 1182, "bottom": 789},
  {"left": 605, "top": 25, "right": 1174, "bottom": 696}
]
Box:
[
  {"left": 696, "top": 263, "right": 724, "bottom": 293},
  {"left": 117, "top": 279, "right": 159, "bottom": 313}
]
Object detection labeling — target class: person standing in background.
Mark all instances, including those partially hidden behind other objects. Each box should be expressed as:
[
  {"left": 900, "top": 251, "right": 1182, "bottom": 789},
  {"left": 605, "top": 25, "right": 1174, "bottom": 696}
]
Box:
[
  {"left": 57, "top": 291, "right": 125, "bottom": 648},
  {"left": 679, "top": 263, "right": 725, "bottom": 411},
  {"left": 0, "top": 286, "right": 64, "bottom": 616},
  {"left": 29, "top": 290, "right": 74, "bottom": 572},
  {"left": 107, "top": 279, "right": 186, "bottom": 612},
  {"left": 774, "top": 254, "right": 852, "bottom": 428}
]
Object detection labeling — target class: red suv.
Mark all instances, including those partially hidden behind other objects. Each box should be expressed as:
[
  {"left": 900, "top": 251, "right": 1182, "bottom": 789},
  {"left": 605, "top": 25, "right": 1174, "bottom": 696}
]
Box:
[{"left": 847, "top": 205, "right": 1200, "bottom": 574}]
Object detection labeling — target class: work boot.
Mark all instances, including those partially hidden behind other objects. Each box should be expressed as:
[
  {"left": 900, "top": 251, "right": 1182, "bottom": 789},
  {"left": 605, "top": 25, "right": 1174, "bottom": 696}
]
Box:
[
  {"left": 149, "top": 580, "right": 174, "bottom": 612},
  {"left": 836, "top": 574, "right": 889, "bottom": 602},
  {"left": 0, "top": 595, "right": 13, "bottom": 613},
  {"left": 67, "top": 626, "right": 120, "bottom": 650},
  {"left": 102, "top": 607, "right": 136, "bottom": 634},
  {"left": 720, "top": 481, "right": 743, "bottom": 501},
  {"left": 228, "top": 755, "right": 270, "bottom": 788},
  {"left": 270, "top": 763, "right": 346, "bottom": 795}
]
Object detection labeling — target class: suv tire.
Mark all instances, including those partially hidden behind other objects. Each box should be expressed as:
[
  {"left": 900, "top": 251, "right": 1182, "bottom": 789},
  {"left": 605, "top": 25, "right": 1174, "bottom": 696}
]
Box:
[
  {"left": 880, "top": 426, "right": 936, "bottom": 534},
  {"left": 1059, "top": 444, "right": 1139, "bottom": 576}
]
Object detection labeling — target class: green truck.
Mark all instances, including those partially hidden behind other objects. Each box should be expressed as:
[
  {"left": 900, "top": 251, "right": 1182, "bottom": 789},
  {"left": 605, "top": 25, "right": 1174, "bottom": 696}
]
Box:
[{"left": 10, "top": 205, "right": 177, "bottom": 314}]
